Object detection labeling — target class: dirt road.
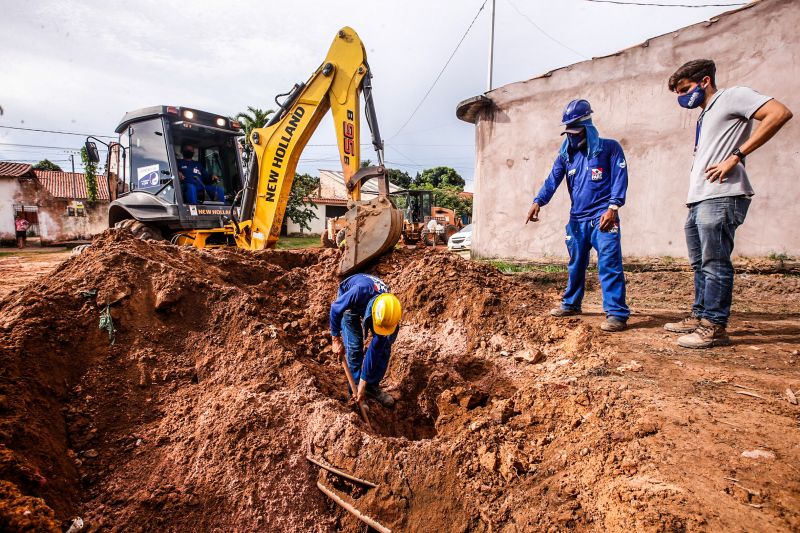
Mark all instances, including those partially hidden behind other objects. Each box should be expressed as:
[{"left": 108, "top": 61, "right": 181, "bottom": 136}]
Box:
[
  {"left": 0, "top": 236, "right": 797, "bottom": 531},
  {"left": 0, "top": 249, "right": 71, "bottom": 300}
]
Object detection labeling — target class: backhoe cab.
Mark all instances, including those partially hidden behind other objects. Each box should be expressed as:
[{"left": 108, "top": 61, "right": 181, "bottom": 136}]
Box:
[
  {"left": 87, "top": 27, "right": 403, "bottom": 275},
  {"left": 86, "top": 106, "right": 246, "bottom": 244}
]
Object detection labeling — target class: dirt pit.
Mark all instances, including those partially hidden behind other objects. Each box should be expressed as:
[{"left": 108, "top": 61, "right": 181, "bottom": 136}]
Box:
[{"left": 0, "top": 230, "right": 798, "bottom": 531}]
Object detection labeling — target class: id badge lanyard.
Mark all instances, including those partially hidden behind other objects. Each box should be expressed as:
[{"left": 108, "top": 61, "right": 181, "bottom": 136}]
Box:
[{"left": 694, "top": 89, "right": 725, "bottom": 155}]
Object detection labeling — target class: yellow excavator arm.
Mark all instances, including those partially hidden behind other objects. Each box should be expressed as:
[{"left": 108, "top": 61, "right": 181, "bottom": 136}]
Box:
[{"left": 224, "top": 27, "right": 402, "bottom": 274}]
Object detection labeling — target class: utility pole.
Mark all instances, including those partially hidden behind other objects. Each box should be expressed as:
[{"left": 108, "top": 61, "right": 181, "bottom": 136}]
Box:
[
  {"left": 69, "top": 153, "right": 76, "bottom": 199},
  {"left": 487, "top": 0, "right": 496, "bottom": 92}
]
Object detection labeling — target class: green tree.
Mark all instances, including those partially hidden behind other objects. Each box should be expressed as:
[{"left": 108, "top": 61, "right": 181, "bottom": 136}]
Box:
[
  {"left": 233, "top": 106, "right": 275, "bottom": 164},
  {"left": 387, "top": 168, "right": 412, "bottom": 189},
  {"left": 286, "top": 173, "right": 320, "bottom": 233},
  {"left": 416, "top": 185, "right": 473, "bottom": 220},
  {"left": 32, "top": 159, "right": 63, "bottom": 171},
  {"left": 80, "top": 147, "right": 99, "bottom": 205},
  {"left": 414, "top": 166, "right": 465, "bottom": 190}
]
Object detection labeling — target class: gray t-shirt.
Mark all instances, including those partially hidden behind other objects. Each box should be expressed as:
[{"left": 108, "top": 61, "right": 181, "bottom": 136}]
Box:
[{"left": 687, "top": 86, "right": 772, "bottom": 204}]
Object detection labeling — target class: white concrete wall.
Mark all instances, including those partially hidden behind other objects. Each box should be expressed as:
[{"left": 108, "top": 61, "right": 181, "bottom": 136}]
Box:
[
  {"left": 285, "top": 202, "right": 325, "bottom": 235},
  {"left": 0, "top": 179, "right": 21, "bottom": 240},
  {"left": 471, "top": 0, "right": 800, "bottom": 260}
]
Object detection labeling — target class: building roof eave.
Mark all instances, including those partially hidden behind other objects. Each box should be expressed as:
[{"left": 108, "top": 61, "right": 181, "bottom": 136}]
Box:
[{"left": 456, "top": 95, "right": 493, "bottom": 124}]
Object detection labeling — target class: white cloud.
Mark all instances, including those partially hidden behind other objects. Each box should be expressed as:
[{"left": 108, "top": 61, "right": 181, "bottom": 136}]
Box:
[{"left": 0, "top": 0, "right": 738, "bottom": 183}]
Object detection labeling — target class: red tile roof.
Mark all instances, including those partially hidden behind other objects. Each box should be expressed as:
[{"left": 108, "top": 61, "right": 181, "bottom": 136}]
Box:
[
  {"left": 311, "top": 197, "right": 348, "bottom": 206},
  {"left": 0, "top": 162, "right": 35, "bottom": 178},
  {"left": 34, "top": 170, "right": 110, "bottom": 201}
]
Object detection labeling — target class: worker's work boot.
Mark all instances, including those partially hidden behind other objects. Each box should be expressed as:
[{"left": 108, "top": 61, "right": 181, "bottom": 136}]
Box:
[
  {"left": 366, "top": 385, "right": 396, "bottom": 408},
  {"left": 600, "top": 317, "right": 627, "bottom": 332},
  {"left": 677, "top": 319, "right": 730, "bottom": 349},
  {"left": 664, "top": 315, "right": 701, "bottom": 333},
  {"left": 549, "top": 307, "right": 580, "bottom": 317}
]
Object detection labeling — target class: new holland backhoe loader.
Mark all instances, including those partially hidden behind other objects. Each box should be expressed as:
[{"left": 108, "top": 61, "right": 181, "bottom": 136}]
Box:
[{"left": 85, "top": 27, "right": 402, "bottom": 275}]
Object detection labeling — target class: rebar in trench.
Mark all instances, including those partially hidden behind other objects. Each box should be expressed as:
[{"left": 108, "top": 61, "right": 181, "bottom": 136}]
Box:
[
  {"left": 306, "top": 455, "right": 378, "bottom": 488},
  {"left": 317, "top": 480, "right": 391, "bottom": 533}
]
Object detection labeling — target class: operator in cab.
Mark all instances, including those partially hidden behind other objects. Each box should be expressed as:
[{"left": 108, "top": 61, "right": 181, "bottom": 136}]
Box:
[
  {"left": 330, "top": 274, "right": 402, "bottom": 408},
  {"left": 177, "top": 143, "right": 226, "bottom": 204}
]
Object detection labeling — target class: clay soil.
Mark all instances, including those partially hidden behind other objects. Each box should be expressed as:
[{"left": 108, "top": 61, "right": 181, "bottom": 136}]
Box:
[{"left": 0, "top": 231, "right": 798, "bottom": 532}]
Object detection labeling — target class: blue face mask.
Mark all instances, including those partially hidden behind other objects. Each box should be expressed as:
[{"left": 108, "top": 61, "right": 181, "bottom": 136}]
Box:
[
  {"left": 677, "top": 83, "right": 705, "bottom": 109},
  {"left": 567, "top": 133, "right": 584, "bottom": 150}
]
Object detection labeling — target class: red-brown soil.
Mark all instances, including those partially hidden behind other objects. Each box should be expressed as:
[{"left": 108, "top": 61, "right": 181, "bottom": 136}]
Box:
[{"left": 0, "top": 231, "right": 798, "bottom": 531}]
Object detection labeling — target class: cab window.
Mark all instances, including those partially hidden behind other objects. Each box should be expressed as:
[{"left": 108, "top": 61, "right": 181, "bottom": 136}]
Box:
[{"left": 129, "top": 118, "right": 170, "bottom": 194}]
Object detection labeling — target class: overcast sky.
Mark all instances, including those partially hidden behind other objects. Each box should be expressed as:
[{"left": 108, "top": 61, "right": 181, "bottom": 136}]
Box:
[{"left": 0, "top": 0, "right": 744, "bottom": 189}]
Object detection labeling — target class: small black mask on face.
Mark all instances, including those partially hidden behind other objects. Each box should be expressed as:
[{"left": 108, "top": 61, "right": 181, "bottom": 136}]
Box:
[{"left": 181, "top": 149, "right": 194, "bottom": 159}]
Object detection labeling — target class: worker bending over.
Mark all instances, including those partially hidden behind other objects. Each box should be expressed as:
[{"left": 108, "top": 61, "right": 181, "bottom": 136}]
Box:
[
  {"left": 526, "top": 98, "right": 630, "bottom": 332},
  {"left": 330, "top": 274, "right": 402, "bottom": 408}
]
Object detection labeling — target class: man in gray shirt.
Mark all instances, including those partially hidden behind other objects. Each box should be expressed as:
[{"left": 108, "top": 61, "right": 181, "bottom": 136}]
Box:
[{"left": 664, "top": 59, "right": 792, "bottom": 348}]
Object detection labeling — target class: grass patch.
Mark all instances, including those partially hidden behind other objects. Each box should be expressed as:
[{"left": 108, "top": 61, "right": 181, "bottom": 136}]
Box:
[
  {"left": 0, "top": 248, "right": 69, "bottom": 257},
  {"left": 768, "top": 251, "right": 793, "bottom": 262},
  {"left": 275, "top": 235, "right": 321, "bottom": 250},
  {"left": 485, "top": 260, "right": 567, "bottom": 274}
]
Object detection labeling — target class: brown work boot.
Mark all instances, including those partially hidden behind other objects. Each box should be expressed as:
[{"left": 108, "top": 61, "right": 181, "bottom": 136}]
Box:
[
  {"left": 677, "top": 319, "right": 730, "bottom": 349},
  {"left": 549, "top": 307, "right": 581, "bottom": 317},
  {"left": 600, "top": 317, "right": 627, "bottom": 332},
  {"left": 664, "top": 315, "right": 701, "bottom": 333},
  {"left": 366, "top": 385, "right": 396, "bottom": 408}
]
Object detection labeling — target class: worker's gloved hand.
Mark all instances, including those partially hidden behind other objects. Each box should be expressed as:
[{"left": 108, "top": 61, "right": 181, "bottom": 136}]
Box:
[
  {"left": 599, "top": 208, "right": 618, "bottom": 232},
  {"left": 354, "top": 379, "right": 367, "bottom": 405},
  {"left": 331, "top": 336, "right": 344, "bottom": 361},
  {"left": 525, "top": 202, "right": 540, "bottom": 224}
]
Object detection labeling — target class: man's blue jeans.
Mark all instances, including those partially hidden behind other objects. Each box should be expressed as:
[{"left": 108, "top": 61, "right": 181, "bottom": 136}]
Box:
[
  {"left": 685, "top": 196, "right": 750, "bottom": 327},
  {"left": 341, "top": 311, "right": 396, "bottom": 387},
  {"left": 562, "top": 218, "right": 630, "bottom": 321}
]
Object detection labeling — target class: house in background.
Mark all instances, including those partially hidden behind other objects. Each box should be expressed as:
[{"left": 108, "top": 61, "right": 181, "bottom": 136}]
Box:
[
  {"left": 458, "top": 0, "right": 799, "bottom": 259},
  {"left": 0, "top": 162, "right": 110, "bottom": 245},
  {"left": 285, "top": 169, "right": 400, "bottom": 235}
]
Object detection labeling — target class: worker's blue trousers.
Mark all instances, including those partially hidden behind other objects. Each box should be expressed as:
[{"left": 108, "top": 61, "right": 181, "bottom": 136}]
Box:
[
  {"left": 341, "top": 311, "right": 396, "bottom": 386},
  {"left": 561, "top": 218, "right": 630, "bottom": 321},
  {"left": 183, "top": 178, "right": 225, "bottom": 204}
]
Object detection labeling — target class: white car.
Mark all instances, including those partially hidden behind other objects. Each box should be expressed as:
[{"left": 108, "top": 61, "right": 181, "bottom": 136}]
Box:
[{"left": 447, "top": 224, "right": 472, "bottom": 251}]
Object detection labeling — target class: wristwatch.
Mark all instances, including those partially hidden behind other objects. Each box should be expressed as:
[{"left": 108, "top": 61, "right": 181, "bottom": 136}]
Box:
[
  {"left": 731, "top": 148, "right": 746, "bottom": 161},
  {"left": 608, "top": 204, "right": 619, "bottom": 211}
]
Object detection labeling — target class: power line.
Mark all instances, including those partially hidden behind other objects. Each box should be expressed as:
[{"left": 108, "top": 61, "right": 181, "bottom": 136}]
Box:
[
  {"left": 390, "top": 0, "right": 489, "bottom": 139},
  {"left": 582, "top": 0, "right": 746, "bottom": 7},
  {"left": 506, "top": 0, "right": 588, "bottom": 59},
  {"left": 0, "top": 125, "right": 116, "bottom": 138},
  {"left": 0, "top": 142, "right": 89, "bottom": 150}
]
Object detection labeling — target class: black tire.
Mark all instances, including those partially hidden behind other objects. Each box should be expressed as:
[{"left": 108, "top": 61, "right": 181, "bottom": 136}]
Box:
[
  {"left": 422, "top": 231, "right": 436, "bottom": 247},
  {"left": 321, "top": 232, "right": 336, "bottom": 248},
  {"left": 401, "top": 233, "right": 419, "bottom": 246},
  {"left": 115, "top": 219, "right": 163, "bottom": 241}
]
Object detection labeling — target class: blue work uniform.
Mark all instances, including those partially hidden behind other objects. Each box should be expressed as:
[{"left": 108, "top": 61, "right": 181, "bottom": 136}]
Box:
[
  {"left": 330, "top": 274, "right": 397, "bottom": 387},
  {"left": 534, "top": 137, "right": 630, "bottom": 320},
  {"left": 177, "top": 159, "right": 225, "bottom": 204}
]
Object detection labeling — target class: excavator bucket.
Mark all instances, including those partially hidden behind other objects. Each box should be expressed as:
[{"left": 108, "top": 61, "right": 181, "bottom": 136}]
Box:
[{"left": 338, "top": 166, "right": 403, "bottom": 276}]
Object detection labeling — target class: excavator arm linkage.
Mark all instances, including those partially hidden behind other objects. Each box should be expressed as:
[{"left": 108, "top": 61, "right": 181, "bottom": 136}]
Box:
[{"left": 218, "top": 26, "right": 403, "bottom": 274}]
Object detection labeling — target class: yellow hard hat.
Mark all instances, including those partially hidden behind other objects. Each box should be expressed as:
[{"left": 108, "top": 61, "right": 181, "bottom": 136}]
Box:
[{"left": 372, "top": 293, "right": 402, "bottom": 336}]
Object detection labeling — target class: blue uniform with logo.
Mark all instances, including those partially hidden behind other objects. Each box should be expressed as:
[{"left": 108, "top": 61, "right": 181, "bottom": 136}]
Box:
[
  {"left": 177, "top": 158, "right": 225, "bottom": 204},
  {"left": 330, "top": 274, "right": 397, "bottom": 386},
  {"left": 534, "top": 137, "right": 630, "bottom": 320}
]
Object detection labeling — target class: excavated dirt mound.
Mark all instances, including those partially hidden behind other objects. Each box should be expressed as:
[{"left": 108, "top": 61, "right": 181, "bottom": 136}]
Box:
[{"left": 0, "top": 230, "right": 798, "bottom": 531}]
